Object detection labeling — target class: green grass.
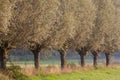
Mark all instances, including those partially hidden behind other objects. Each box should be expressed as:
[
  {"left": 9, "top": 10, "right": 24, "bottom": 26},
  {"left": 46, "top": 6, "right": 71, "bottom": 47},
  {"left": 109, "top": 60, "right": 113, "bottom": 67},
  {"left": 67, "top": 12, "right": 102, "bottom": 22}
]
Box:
[{"left": 30, "top": 68, "right": 120, "bottom": 80}]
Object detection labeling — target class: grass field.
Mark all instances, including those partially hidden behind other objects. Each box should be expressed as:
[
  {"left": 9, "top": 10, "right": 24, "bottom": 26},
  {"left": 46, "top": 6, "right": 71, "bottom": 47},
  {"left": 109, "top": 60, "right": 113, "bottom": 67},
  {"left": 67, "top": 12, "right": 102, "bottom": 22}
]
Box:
[
  {"left": 30, "top": 68, "right": 120, "bottom": 80},
  {"left": 5, "top": 55, "right": 120, "bottom": 80}
]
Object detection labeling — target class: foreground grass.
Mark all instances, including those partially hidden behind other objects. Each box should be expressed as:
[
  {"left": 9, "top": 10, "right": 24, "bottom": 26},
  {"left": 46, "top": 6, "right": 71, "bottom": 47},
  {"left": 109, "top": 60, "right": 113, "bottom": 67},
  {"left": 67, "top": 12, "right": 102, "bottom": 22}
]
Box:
[
  {"left": 0, "top": 73, "right": 11, "bottom": 80},
  {"left": 30, "top": 68, "right": 120, "bottom": 80},
  {"left": 1, "top": 67, "right": 120, "bottom": 80}
]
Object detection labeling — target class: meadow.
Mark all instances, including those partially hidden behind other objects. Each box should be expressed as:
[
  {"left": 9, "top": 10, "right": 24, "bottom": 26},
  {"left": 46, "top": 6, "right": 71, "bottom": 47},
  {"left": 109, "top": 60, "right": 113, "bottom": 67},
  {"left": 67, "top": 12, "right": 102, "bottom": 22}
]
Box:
[
  {"left": 30, "top": 68, "right": 120, "bottom": 80},
  {"left": 3, "top": 53, "right": 120, "bottom": 80},
  {"left": 1, "top": 63, "right": 120, "bottom": 80}
]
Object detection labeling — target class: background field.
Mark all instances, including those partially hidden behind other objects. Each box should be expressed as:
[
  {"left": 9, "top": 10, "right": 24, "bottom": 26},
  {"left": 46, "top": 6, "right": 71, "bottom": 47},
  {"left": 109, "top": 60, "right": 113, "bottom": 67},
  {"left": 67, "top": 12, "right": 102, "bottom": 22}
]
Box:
[{"left": 7, "top": 51, "right": 120, "bottom": 68}]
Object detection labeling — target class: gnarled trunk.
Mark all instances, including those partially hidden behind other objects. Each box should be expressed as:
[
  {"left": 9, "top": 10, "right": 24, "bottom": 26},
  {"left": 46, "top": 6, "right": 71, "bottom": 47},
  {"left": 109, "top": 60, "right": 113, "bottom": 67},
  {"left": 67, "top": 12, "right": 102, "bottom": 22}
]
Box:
[
  {"left": 0, "top": 48, "right": 7, "bottom": 70},
  {"left": 79, "top": 53, "right": 85, "bottom": 67},
  {"left": 59, "top": 50, "right": 66, "bottom": 70},
  {"left": 31, "top": 44, "right": 42, "bottom": 69},
  {"left": 32, "top": 48, "right": 41, "bottom": 69},
  {"left": 105, "top": 53, "right": 110, "bottom": 66},
  {"left": 33, "top": 52, "right": 40, "bottom": 69},
  {"left": 92, "top": 51, "right": 98, "bottom": 67},
  {"left": 77, "top": 48, "right": 87, "bottom": 67}
]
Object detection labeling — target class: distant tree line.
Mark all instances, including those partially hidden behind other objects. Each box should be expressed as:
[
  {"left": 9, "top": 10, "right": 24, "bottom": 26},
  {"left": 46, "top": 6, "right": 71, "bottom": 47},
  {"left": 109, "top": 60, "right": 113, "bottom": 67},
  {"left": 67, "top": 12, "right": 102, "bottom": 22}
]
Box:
[{"left": 0, "top": 0, "right": 120, "bottom": 70}]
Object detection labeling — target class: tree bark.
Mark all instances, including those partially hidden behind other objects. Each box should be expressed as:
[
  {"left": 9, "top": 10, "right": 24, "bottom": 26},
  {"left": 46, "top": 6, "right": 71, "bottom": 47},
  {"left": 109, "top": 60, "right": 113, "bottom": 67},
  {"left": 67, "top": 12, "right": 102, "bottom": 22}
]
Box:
[
  {"left": 0, "top": 48, "right": 7, "bottom": 70},
  {"left": 0, "top": 48, "right": 2, "bottom": 68},
  {"left": 77, "top": 48, "right": 87, "bottom": 67},
  {"left": 92, "top": 51, "right": 98, "bottom": 67},
  {"left": 30, "top": 44, "right": 42, "bottom": 69},
  {"left": 105, "top": 53, "right": 110, "bottom": 66},
  {"left": 79, "top": 53, "right": 85, "bottom": 67},
  {"left": 59, "top": 50, "right": 66, "bottom": 70},
  {"left": 33, "top": 52, "right": 40, "bottom": 69}
]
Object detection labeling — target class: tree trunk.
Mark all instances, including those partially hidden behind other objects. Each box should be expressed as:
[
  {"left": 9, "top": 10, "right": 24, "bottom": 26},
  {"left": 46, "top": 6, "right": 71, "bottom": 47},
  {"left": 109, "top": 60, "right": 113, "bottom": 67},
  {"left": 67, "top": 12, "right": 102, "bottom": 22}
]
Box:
[
  {"left": 92, "top": 52, "right": 98, "bottom": 67},
  {"left": 0, "top": 48, "right": 2, "bottom": 68},
  {"left": 59, "top": 50, "right": 66, "bottom": 70},
  {"left": 77, "top": 48, "right": 86, "bottom": 67},
  {"left": 31, "top": 44, "right": 42, "bottom": 69},
  {"left": 33, "top": 52, "right": 40, "bottom": 69},
  {"left": 105, "top": 53, "right": 110, "bottom": 66},
  {"left": 79, "top": 53, "right": 85, "bottom": 67},
  {"left": 0, "top": 48, "right": 7, "bottom": 70}
]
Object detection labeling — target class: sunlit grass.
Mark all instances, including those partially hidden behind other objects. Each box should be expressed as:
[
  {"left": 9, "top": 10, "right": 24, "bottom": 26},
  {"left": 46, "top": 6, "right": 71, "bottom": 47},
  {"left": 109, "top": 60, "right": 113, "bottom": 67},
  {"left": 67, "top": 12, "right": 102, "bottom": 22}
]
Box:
[{"left": 30, "top": 68, "right": 120, "bottom": 80}]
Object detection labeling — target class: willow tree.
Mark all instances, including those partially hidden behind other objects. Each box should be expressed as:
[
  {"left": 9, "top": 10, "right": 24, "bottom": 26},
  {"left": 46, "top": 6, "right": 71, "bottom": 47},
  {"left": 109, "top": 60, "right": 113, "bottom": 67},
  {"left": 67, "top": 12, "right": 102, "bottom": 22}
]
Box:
[
  {"left": 0, "top": 0, "right": 31, "bottom": 69},
  {"left": 114, "top": 0, "right": 120, "bottom": 53},
  {"left": 98, "top": 0, "right": 116, "bottom": 66},
  {"left": 49, "top": 0, "right": 77, "bottom": 70},
  {"left": 103, "top": 0, "right": 120, "bottom": 66},
  {"left": 10, "top": 0, "right": 59, "bottom": 69},
  {"left": 0, "top": 0, "right": 12, "bottom": 69},
  {"left": 72, "top": 0, "right": 96, "bottom": 67},
  {"left": 91, "top": 0, "right": 118, "bottom": 67},
  {"left": 89, "top": 0, "right": 104, "bottom": 67}
]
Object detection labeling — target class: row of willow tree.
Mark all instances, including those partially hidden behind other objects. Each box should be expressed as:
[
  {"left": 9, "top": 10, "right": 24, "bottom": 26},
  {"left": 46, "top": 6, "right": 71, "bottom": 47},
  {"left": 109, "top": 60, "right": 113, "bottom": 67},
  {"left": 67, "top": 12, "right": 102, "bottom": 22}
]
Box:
[{"left": 0, "top": 0, "right": 120, "bottom": 70}]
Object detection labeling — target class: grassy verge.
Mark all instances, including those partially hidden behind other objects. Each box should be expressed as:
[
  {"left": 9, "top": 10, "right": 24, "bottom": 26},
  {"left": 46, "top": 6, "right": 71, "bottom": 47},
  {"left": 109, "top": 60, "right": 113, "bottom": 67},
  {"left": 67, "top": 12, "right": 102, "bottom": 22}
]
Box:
[
  {"left": 0, "top": 66, "right": 30, "bottom": 80},
  {"left": 30, "top": 68, "right": 120, "bottom": 80},
  {"left": 0, "top": 73, "right": 11, "bottom": 80},
  {"left": 1, "top": 67, "right": 120, "bottom": 80}
]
